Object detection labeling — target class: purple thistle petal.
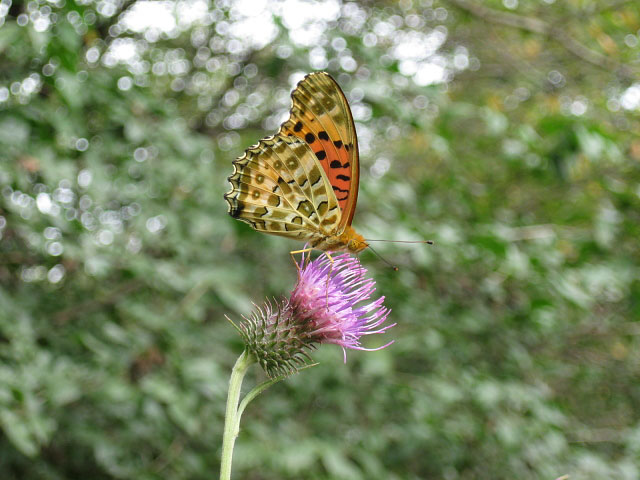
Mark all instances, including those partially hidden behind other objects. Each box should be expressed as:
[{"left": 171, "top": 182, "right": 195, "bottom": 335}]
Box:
[{"left": 289, "top": 253, "right": 394, "bottom": 358}]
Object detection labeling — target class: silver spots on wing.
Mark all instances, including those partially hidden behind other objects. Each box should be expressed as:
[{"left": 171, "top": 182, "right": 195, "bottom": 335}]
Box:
[{"left": 224, "top": 134, "right": 343, "bottom": 246}]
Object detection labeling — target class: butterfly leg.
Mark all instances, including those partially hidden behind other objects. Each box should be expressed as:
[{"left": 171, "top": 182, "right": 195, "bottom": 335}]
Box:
[
  {"left": 323, "top": 251, "right": 334, "bottom": 310},
  {"left": 289, "top": 247, "right": 314, "bottom": 272},
  {"left": 290, "top": 248, "right": 334, "bottom": 310}
]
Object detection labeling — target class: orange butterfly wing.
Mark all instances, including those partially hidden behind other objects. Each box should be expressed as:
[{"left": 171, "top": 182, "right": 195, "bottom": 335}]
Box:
[{"left": 279, "top": 72, "right": 359, "bottom": 230}]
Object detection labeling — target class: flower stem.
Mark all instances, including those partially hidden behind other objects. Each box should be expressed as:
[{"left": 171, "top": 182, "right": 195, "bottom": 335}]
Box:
[
  {"left": 220, "top": 350, "right": 254, "bottom": 480},
  {"left": 219, "top": 352, "right": 317, "bottom": 479},
  {"left": 235, "top": 362, "right": 317, "bottom": 424}
]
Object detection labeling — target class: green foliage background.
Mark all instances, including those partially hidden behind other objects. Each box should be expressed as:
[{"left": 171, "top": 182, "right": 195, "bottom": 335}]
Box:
[{"left": 1, "top": 0, "right": 640, "bottom": 478}]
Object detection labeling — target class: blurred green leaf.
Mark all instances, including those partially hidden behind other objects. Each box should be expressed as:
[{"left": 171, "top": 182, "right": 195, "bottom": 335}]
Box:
[{"left": 1, "top": 0, "right": 639, "bottom": 479}]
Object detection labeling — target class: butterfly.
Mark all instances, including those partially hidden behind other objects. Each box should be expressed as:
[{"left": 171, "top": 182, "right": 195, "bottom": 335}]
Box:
[{"left": 224, "top": 72, "right": 368, "bottom": 255}]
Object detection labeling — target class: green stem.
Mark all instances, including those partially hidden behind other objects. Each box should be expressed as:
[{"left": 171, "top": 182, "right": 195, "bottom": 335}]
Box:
[
  {"left": 236, "top": 376, "right": 285, "bottom": 423},
  {"left": 219, "top": 352, "right": 317, "bottom": 479},
  {"left": 236, "top": 363, "right": 318, "bottom": 423},
  {"left": 220, "top": 350, "right": 254, "bottom": 480}
]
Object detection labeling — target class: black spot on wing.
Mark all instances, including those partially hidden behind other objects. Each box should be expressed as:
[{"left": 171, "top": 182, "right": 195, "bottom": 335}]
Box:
[
  {"left": 228, "top": 200, "right": 244, "bottom": 218},
  {"left": 318, "top": 131, "right": 329, "bottom": 141},
  {"left": 333, "top": 140, "right": 342, "bottom": 149},
  {"left": 293, "top": 121, "right": 303, "bottom": 132},
  {"left": 336, "top": 174, "right": 350, "bottom": 181},
  {"left": 315, "top": 150, "right": 326, "bottom": 160},
  {"left": 305, "top": 132, "right": 315, "bottom": 144},
  {"left": 330, "top": 160, "right": 350, "bottom": 169}
]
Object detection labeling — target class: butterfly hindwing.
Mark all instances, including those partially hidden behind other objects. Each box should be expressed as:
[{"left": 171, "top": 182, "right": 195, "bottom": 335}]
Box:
[
  {"left": 225, "top": 135, "right": 341, "bottom": 241},
  {"left": 279, "top": 72, "right": 359, "bottom": 229}
]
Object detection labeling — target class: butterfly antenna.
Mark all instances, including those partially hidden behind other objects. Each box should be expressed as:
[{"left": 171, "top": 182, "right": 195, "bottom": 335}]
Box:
[
  {"left": 367, "top": 245, "right": 399, "bottom": 271},
  {"left": 366, "top": 239, "right": 434, "bottom": 245}
]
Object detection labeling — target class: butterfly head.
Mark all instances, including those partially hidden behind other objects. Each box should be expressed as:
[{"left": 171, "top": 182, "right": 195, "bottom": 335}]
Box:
[{"left": 340, "top": 225, "right": 369, "bottom": 254}]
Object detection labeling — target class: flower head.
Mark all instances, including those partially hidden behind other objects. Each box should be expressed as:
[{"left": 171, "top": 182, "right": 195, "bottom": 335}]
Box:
[
  {"left": 291, "top": 253, "right": 394, "bottom": 354},
  {"left": 237, "top": 253, "right": 394, "bottom": 378}
]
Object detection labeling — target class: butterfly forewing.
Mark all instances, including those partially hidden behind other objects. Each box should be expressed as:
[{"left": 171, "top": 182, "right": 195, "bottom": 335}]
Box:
[
  {"left": 279, "top": 72, "right": 359, "bottom": 229},
  {"left": 225, "top": 135, "right": 341, "bottom": 241}
]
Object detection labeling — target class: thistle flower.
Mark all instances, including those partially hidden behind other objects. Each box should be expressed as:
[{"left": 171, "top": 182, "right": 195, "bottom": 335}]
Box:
[{"left": 237, "top": 253, "right": 394, "bottom": 378}]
